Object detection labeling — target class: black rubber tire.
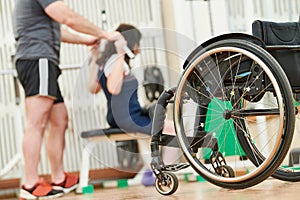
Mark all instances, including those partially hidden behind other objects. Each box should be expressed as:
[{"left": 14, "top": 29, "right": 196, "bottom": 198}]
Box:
[
  {"left": 216, "top": 165, "right": 235, "bottom": 178},
  {"left": 155, "top": 172, "right": 179, "bottom": 196}
]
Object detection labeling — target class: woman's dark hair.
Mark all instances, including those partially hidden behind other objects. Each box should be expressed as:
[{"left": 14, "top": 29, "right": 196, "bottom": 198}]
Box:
[{"left": 97, "top": 23, "right": 142, "bottom": 66}]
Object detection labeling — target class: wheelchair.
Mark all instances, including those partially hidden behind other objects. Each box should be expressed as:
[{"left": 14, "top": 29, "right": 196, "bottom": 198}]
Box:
[{"left": 150, "top": 30, "right": 300, "bottom": 195}]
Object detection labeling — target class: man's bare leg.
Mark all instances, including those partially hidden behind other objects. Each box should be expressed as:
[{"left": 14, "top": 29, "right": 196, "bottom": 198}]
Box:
[
  {"left": 47, "top": 102, "right": 68, "bottom": 183},
  {"left": 22, "top": 96, "right": 54, "bottom": 187}
]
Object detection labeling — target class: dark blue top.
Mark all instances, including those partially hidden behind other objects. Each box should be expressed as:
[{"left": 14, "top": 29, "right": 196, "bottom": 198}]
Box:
[{"left": 98, "top": 68, "right": 152, "bottom": 135}]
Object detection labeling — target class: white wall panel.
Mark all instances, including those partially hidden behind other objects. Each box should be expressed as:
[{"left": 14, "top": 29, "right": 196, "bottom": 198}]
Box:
[{"left": 227, "top": 0, "right": 300, "bottom": 33}]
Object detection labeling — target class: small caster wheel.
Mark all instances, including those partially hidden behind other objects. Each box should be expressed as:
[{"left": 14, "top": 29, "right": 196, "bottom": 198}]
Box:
[
  {"left": 155, "top": 172, "right": 178, "bottom": 195},
  {"left": 216, "top": 164, "right": 235, "bottom": 177}
]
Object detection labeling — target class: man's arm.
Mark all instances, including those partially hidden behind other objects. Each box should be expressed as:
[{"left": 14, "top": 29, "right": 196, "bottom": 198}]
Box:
[
  {"left": 61, "top": 27, "right": 99, "bottom": 45},
  {"left": 45, "top": 1, "right": 108, "bottom": 39}
]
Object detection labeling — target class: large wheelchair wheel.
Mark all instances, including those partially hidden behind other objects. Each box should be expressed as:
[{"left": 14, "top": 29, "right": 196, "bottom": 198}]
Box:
[
  {"left": 173, "top": 39, "right": 295, "bottom": 189},
  {"left": 270, "top": 101, "right": 300, "bottom": 181}
]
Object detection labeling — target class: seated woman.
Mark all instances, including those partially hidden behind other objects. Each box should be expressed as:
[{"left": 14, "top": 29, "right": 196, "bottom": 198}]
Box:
[{"left": 88, "top": 23, "right": 179, "bottom": 186}]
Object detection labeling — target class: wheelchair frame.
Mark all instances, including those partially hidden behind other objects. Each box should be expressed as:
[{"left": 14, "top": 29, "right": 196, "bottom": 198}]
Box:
[{"left": 150, "top": 33, "right": 299, "bottom": 195}]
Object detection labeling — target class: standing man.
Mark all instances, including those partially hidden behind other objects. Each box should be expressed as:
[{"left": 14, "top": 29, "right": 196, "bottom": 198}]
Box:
[{"left": 13, "top": 0, "right": 124, "bottom": 199}]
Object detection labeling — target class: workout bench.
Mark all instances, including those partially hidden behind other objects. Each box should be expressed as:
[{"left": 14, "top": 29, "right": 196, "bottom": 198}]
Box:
[{"left": 76, "top": 127, "right": 151, "bottom": 193}]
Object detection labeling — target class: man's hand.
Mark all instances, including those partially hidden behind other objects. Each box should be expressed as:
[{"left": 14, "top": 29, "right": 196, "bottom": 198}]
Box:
[
  {"left": 84, "top": 35, "right": 100, "bottom": 46},
  {"left": 106, "top": 31, "right": 124, "bottom": 42}
]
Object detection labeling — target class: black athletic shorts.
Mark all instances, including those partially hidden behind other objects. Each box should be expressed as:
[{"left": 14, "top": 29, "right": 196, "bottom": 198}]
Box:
[{"left": 16, "top": 58, "right": 64, "bottom": 103}]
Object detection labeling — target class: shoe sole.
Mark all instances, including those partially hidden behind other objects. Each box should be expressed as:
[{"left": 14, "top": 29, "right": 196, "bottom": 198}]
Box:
[
  {"left": 52, "top": 183, "right": 79, "bottom": 194},
  {"left": 19, "top": 189, "right": 64, "bottom": 199}
]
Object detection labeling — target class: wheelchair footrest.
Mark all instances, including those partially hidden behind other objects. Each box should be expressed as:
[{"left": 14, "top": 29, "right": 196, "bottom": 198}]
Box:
[{"left": 163, "top": 162, "right": 190, "bottom": 172}]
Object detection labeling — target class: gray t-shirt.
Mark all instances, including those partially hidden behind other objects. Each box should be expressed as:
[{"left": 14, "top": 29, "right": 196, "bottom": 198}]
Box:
[{"left": 13, "top": 0, "right": 61, "bottom": 65}]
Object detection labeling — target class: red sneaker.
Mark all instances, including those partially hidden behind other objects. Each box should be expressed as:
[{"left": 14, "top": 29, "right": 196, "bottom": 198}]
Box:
[
  {"left": 19, "top": 178, "right": 63, "bottom": 199},
  {"left": 51, "top": 172, "right": 79, "bottom": 194}
]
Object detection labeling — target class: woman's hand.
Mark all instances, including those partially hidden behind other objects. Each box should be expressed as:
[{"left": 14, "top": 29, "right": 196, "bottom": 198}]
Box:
[
  {"left": 105, "top": 31, "right": 128, "bottom": 55},
  {"left": 114, "top": 39, "right": 127, "bottom": 55}
]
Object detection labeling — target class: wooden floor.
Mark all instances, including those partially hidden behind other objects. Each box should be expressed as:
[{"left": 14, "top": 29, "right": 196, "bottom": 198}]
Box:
[{"left": 52, "top": 178, "right": 300, "bottom": 200}]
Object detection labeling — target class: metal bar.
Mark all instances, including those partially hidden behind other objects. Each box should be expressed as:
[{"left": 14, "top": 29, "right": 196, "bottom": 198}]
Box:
[
  {"left": 266, "top": 45, "right": 300, "bottom": 50},
  {"left": 59, "top": 64, "right": 82, "bottom": 70},
  {"left": 0, "top": 69, "right": 16, "bottom": 76},
  {"left": 230, "top": 108, "right": 280, "bottom": 117},
  {"left": 1, "top": 64, "right": 83, "bottom": 72},
  {"left": 0, "top": 154, "right": 22, "bottom": 178}
]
